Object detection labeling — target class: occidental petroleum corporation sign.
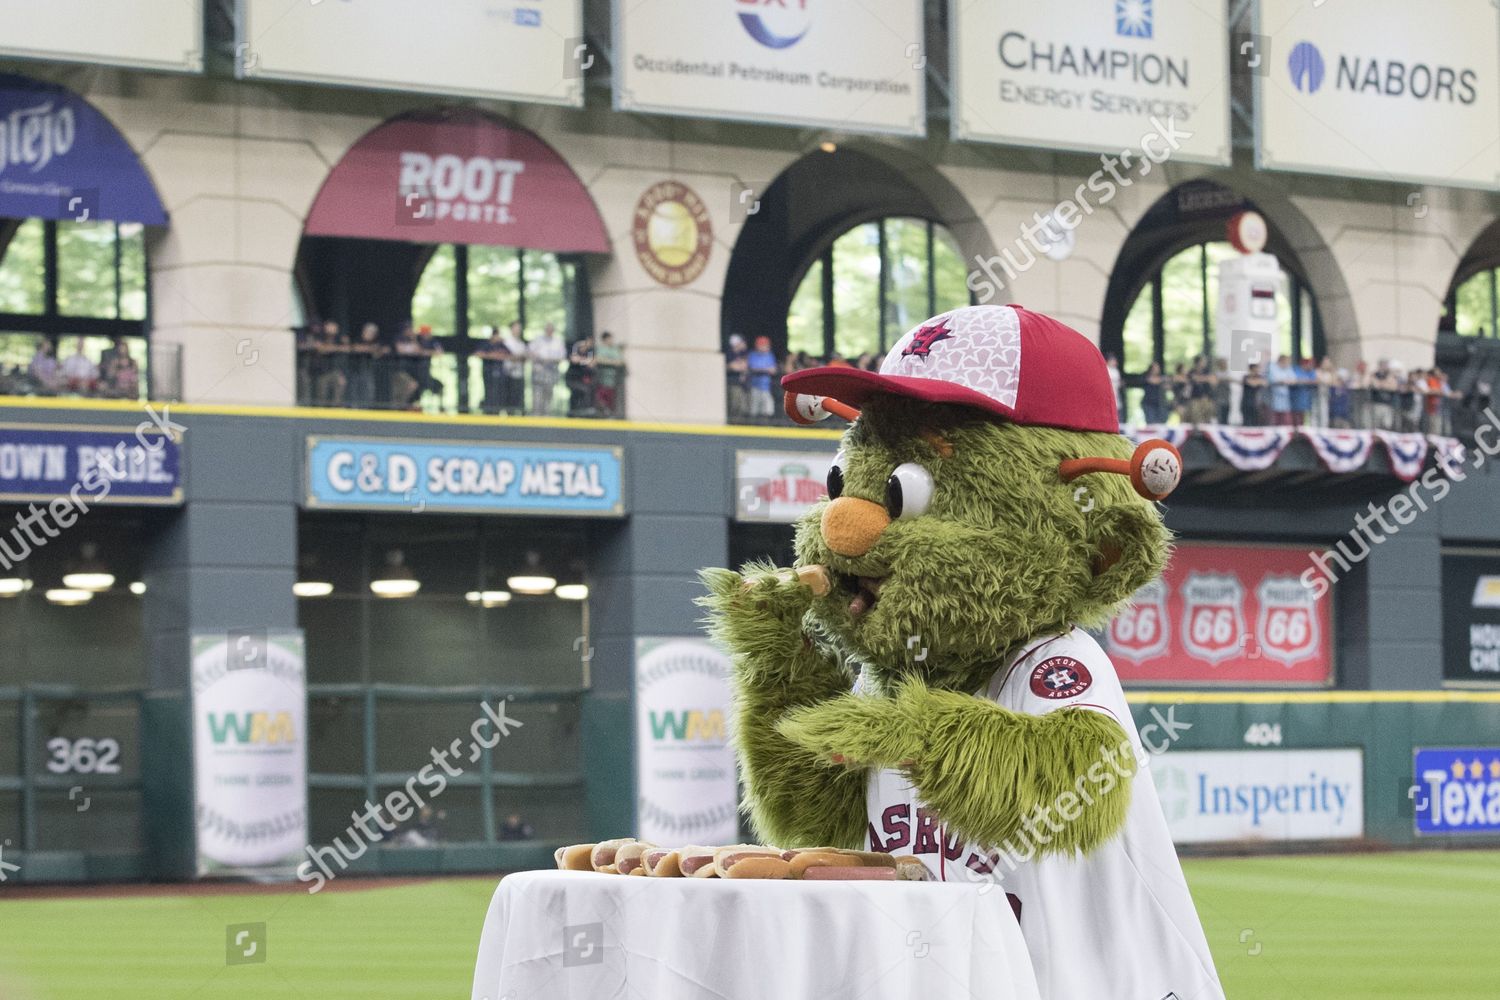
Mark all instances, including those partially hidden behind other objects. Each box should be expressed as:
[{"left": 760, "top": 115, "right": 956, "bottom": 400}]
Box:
[
  {"left": 632, "top": 181, "right": 713, "bottom": 287},
  {"left": 736, "top": 0, "right": 813, "bottom": 50}
]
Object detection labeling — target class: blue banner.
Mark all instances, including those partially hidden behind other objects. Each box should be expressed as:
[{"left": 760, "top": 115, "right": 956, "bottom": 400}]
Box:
[
  {"left": 0, "top": 424, "right": 183, "bottom": 504},
  {"left": 305, "top": 437, "right": 624, "bottom": 516},
  {"left": 1413, "top": 747, "right": 1500, "bottom": 836},
  {"left": 0, "top": 74, "right": 168, "bottom": 225}
]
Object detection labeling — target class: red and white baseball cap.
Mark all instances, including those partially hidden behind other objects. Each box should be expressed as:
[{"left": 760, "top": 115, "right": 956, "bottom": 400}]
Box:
[{"left": 783, "top": 304, "right": 1119, "bottom": 434}]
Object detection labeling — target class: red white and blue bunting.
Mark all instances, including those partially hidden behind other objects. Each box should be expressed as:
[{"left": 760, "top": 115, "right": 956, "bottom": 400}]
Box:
[
  {"left": 1201, "top": 425, "right": 1295, "bottom": 471},
  {"left": 1120, "top": 425, "right": 1467, "bottom": 480},
  {"left": 1302, "top": 428, "right": 1377, "bottom": 474},
  {"left": 1373, "top": 431, "right": 1428, "bottom": 482},
  {"left": 1123, "top": 424, "right": 1192, "bottom": 450}
]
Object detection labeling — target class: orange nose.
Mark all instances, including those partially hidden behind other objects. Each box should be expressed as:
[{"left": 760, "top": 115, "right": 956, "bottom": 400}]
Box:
[{"left": 821, "top": 496, "right": 891, "bottom": 557}]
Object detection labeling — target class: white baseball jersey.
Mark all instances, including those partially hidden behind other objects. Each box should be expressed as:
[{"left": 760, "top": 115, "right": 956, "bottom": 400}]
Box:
[{"left": 864, "top": 628, "right": 1225, "bottom": 1000}]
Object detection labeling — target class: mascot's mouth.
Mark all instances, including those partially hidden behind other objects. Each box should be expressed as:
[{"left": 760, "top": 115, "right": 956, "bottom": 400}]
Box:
[{"left": 834, "top": 572, "right": 886, "bottom": 618}]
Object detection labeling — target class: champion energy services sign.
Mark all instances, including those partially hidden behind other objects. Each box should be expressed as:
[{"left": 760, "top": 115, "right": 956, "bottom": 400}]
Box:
[
  {"left": 305, "top": 436, "right": 624, "bottom": 516},
  {"left": 616, "top": 0, "right": 925, "bottom": 135},
  {"left": 952, "top": 0, "right": 1230, "bottom": 163},
  {"left": 1256, "top": 0, "right": 1500, "bottom": 188}
]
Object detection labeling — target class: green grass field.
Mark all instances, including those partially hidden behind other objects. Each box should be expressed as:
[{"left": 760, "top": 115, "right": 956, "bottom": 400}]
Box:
[{"left": 0, "top": 851, "right": 1494, "bottom": 999}]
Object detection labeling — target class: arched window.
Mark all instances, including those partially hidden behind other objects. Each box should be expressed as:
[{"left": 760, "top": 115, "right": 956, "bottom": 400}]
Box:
[
  {"left": 787, "top": 217, "right": 970, "bottom": 362},
  {"left": 1117, "top": 240, "right": 1323, "bottom": 419},
  {"left": 1450, "top": 266, "right": 1500, "bottom": 337},
  {"left": 409, "top": 244, "right": 584, "bottom": 413},
  {"left": 0, "top": 218, "right": 150, "bottom": 398}
]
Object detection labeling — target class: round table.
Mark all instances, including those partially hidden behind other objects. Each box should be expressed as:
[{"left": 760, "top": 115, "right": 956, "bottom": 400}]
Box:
[{"left": 471, "top": 870, "right": 1041, "bottom": 1000}]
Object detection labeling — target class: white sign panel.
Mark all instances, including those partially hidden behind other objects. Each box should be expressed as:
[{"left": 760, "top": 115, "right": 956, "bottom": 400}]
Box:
[
  {"left": 735, "top": 449, "right": 833, "bottom": 523},
  {"left": 0, "top": 0, "right": 201, "bottom": 72},
  {"left": 192, "top": 631, "right": 308, "bottom": 875},
  {"left": 635, "top": 638, "right": 739, "bottom": 846},
  {"left": 238, "top": 0, "right": 584, "bottom": 106},
  {"left": 1150, "top": 748, "right": 1364, "bottom": 844},
  {"left": 952, "top": 0, "right": 1229, "bottom": 163},
  {"left": 1256, "top": 0, "right": 1500, "bottom": 189},
  {"left": 615, "top": 0, "right": 925, "bottom": 136}
]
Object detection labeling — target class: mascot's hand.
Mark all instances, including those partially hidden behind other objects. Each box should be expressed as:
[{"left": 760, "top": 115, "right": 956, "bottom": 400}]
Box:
[
  {"left": 776, "top": 688, "right": 925, "bottom": 769},
  {"left": 699, "top": 565, "right": 820, "bottom": 662}
]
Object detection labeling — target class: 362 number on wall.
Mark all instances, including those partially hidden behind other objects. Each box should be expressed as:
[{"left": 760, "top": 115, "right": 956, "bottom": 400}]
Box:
[{"left": 44, "top": 737, "right": 123, "bottom": 775}]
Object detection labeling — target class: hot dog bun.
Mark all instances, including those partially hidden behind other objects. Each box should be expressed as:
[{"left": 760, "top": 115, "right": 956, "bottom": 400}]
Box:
[
  {"left": 802, "top": 866, "right": 896, "bottom": 881},
  {"left": 724, "top": 856, "right": 793, "bottom": 879},
  {"left": 712, "top": 845, "right": 783, "bottom": 875},
  {"left": 590, "top": 838, "right": 633, "bottom": 873},
  {"left": 831, "top": 849, "right": 898, "bottom": 868},
  {"left": 788, "top": 851, "right": 853, "bottom": 878},
  {"left": 556, "top": 844, "right": 596, "bottom": 871},
  {"left": 894, "top": 856, "right": 934, "bottom": 881},
  {"left": 615, "top": 841, "right": 654, "bottom": 876},
  {"left": 644, "top": 848, "right": 683, "bottom": 877}
]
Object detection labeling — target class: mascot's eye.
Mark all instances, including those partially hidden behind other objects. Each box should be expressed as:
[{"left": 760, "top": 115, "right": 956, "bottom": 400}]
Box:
[
  {"left": 885, "top": 463, "right": 934, "bottom": 519},
  {"left": 827, "top": 451, "right": 846, "bottom": 499}
]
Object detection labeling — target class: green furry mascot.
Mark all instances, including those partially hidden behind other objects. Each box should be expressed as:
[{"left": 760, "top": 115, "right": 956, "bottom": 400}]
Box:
[{"left": 701, "top": 305, "right": 1225, "bottom": 1000}]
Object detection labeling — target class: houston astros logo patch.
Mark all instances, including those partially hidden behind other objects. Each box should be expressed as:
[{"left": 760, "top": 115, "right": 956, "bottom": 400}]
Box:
[{"left": 1029, "top": 656, "right": 1093, "bottom": 700}]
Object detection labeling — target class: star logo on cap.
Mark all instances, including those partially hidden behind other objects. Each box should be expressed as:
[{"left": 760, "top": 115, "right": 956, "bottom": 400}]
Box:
[{"left": 901, "top": 320, "right": 953, "bottom": 359}]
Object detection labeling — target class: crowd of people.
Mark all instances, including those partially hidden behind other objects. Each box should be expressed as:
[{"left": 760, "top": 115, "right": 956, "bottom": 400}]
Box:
[
  {"left": 1118, "top": 354, "right": 1464, "bottom": 435},
  {"left": 726, "top": 334, "right": 1468, "bottom": 436},
  {"left": 0, "top": 336, "right": 143, "bottom": 399},
  {"left": 297, "top": 320, "right": 625, "bottom": 418}
]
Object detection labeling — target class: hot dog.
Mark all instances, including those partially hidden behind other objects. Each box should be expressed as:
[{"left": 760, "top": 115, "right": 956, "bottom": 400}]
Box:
[
  {"left": 712, "top": 845, "right": 784, "bottom": 875},
  {"left": 678, "top": 846, "right": 720, "bottom": 877},
  {"left": 802, "top": 866, "right": 897, "bottom": 881},
  {"left": 788, "top": 851, "right": 854, "bottom": 878},
  {"left": 644, "top": 848, "right": 683, "bottom": 877},
  {"left": 555, "top": 844, "right": 596, "bottom": 871},
  {"left": 590, "top": 838, "right": 635, "bottom": 873},
  {"left": 615, "top": 841, "right": 654, "bottom": 876}
]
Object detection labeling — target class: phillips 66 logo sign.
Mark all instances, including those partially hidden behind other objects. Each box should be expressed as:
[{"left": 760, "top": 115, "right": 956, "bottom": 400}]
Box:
[
  {"left": 1109, "top": 579, "right": 1171, "bottom": 662},
  {"left": 1255, "top": 576, "right": 1320, "bottom": 666},
  {"left": 1107, "top": 543, "right": 1334, "bottom": 686},
  {"left": 1180, "top": 572, "right": 1247, "bottom": 664}
]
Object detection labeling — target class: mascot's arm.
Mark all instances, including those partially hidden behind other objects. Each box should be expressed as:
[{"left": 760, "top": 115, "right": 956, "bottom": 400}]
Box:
[
  {"left": 698, "top": 564, "right": 868, "bottom": 850},
  {"left": 778, "top": 681, "right": 1134, "bottom": 856}
]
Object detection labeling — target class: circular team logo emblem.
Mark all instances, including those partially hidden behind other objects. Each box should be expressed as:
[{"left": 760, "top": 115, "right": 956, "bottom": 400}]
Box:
[
  {"left": 632, "top": 181, "right": 712, "bottom": 287},
  {"left": 1029, "top": 656, "right": 1093, "bottom": 700},
  {"left": 737, "top": 0, "right": 813, "bottom": 50}
]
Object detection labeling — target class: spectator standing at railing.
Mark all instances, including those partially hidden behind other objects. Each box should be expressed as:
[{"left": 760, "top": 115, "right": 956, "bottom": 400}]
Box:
[
  {"left": 1290, "top": 357, "right": 1317, "bottom": 427},
  {"left": 1313, "top": 358, "right": 1336, "bottom": 428},
  {"left": 1240, "top": 363, "right": 1268, "bottom": 426},
  {"left": 502, "top": 321, "right": 528, "bottom": 414},
  {"left": 1368, "top": 359, "right": 1398, "bottom": 430},
  {"left": 1213, "top": 357, "right": 1233, "bottom": 423},
  {"left": 1169, "top": 362, "right": 1190, "bottom": 422},
  {"left": 28, "top": 339, "right": 61, "bottom": 395},
  {"left": 313, "top": 320, "right": 350, "bottom": 406},
  {"left": 1187, "top": 355, "right": 1217, "bottom": 424},
  {"left": 1267, "top": 354, "right": 1297, "bottom": 426},
  {"left": 1141, "top": 362, "right": 1167, "bottom": 424},
  {"left": 746, "top": 335, "right": 778, "bottom": 420},
  {"left": 108, "top": 350, "right": 140, "bottom": 399},
  {"left": 594, "top": 331, "right": 625, "bottom": 418},
  {"left": 390, "top": 323, "right": 421, "bottom": 409},
  {"left": 99, "top": 335, "right": 127, "bottom": 378},
  {"left": 725, "top": 334, "right": 750, "bottom": 421},
  {"left": 529, "top": 322, "right": 566, "bottom": 416},
  {"left": 478, "top": 327, "right": 509, "bottom": 415},
  {"left": 60, "top": 338, "right": 99, "bottom": 395},
  {"left": 1328, "top": 369, "right": 1353, "bottom": 428},
  {"left": 347, "top": 322, "right": 384, "bottom": 408},
  {"left": 566, "top": 336, "right": 596, "bottom": 417}
]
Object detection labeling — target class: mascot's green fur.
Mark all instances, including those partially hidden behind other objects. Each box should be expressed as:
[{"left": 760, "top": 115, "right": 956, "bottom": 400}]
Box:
[{"left": 699, "top": 395, "right": 1170, "bottom": 855}]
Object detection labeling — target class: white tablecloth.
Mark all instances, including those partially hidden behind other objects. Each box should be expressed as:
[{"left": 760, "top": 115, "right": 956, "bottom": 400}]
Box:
[{"left": 472, "top": 870, "right": 1041, "bottom": 1000}]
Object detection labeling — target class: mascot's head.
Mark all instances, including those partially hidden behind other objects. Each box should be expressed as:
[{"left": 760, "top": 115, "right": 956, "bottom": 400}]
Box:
[{"left": 783, "top": 304, "right": 1178, "bottom": 694}]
